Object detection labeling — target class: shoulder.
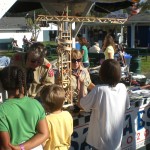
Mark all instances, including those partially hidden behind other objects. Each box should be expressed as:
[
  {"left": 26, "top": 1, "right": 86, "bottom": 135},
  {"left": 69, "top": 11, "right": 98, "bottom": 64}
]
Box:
[
  {"left": 62, "top": 110, "right": 72, "bottom": 116},
  {"left": 80, "top": 66, "right": 89, "bottom": 74},
  {"left": 27, "top": 97, "right": 43, "bottom": 107},
  {"left": 107, "top": 45, "right": 114, "bottom": 49},
  {"left": 106, "top": 45, "right": 114, "bottom": 52},
  {"left": 82, "top": 45, "right": 87, "bottom": 49},
  {"left": 42, "top": 58, "right": 52, "bottom": 69},
  {"left": 95, "top": 84, "right": 110, "bottom": 93},
  {"left": 117, "top": 83, "right": 126, "bottom": 89}
]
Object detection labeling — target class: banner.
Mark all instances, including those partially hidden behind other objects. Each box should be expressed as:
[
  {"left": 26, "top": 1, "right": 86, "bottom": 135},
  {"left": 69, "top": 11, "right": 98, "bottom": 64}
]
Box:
[
  {"left": 71, "top": 103, "right": 150, "bottom": 150},
  {"left": 122, "top": 104, "right": 150, "bottom": 149}
]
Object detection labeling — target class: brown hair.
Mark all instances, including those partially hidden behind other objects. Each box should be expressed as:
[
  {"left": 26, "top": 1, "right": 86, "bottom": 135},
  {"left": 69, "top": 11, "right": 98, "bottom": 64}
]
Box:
[
  {"left": 27, "top": 42, "right": 47, "bottom": 59},
  {"left": 102, "top": 34, "right": 116, "bottom": 52},
  {"left": 79, "top": 37, "right": 88, "bottom": 46},
  {"left": 99, "top": 59, "right": 121, "bottom": 87},
  {"left": 40, "top": 84, "right": 65, "bottom": 113},
  {"left": 71, "top": 49, "right": 82, "bottom": 59}
]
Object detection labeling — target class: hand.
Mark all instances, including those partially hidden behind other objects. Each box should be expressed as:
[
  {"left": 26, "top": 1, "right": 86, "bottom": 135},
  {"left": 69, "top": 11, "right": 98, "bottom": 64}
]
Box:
[{"left": 9, "top": 144, "right": 20, "bottom": 150}]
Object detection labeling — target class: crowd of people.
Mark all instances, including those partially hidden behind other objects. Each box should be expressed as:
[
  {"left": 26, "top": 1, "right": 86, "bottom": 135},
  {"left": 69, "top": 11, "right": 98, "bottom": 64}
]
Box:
[
  {"left": 75, "top": 33, "right": 126, "bottom": 68},
  {"left": 0, "top": 33, "right": 130, "bottom": 150}
]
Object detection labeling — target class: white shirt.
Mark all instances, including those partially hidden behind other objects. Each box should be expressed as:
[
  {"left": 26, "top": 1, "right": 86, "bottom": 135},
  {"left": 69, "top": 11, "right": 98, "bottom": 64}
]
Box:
[
  {"left": 89, "top": 45, "right": 100, "bottom": 53},
  {"left": 80, "top": 83, "right": 130, "bottom": 150}
]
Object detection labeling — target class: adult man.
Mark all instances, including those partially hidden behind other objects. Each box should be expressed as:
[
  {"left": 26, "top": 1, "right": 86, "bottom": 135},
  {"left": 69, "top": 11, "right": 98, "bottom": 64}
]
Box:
[{"left": 10, "top": 42, "right": 54, "bottom": 98}]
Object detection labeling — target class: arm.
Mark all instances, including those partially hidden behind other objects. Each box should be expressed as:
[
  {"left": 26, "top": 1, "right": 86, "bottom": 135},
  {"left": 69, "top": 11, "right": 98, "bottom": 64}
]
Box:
[
  {"left": 10, "top": 118, "right": 49, "bottom": 150},
  {"left": 107, "top": 46, "right": 114, "bottom": 59},
  {"left": 0, "top": 132, "right": 12, "bottom": 150},
  {"left": 84, "top": 69, "right": 95, "bottom": 91},
  {"left": 43, "top": 68, "right": 54, "bottom": 85},
  {"left": 108, "top": 52, "right": 114, "bottom": 59},
  {"left": 78, "top": 85, "right": 97, "bottom": 111},
  {"left": 87, "top": 82, "right": 95, "bottom": 91},
  {"left": 41, "top": 60, "right": 55, "bottom": 85},
  {"left": 81, "top": 49, "right": 84, "bottom": 55},
  {"left": 78, "top": 79, "right": 85, "bottom": 109}
]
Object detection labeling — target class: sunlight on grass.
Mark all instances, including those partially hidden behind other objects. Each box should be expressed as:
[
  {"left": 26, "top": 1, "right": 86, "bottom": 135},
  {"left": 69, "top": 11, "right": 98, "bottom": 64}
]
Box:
[{"left": 141, "top": 56, "right": 150, "bottom": 77}]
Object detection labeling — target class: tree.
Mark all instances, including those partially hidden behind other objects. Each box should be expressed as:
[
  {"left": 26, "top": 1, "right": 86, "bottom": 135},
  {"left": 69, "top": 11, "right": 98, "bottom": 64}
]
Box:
[{"left": 25, "top": 10, "right": 41, "bottom": 41}]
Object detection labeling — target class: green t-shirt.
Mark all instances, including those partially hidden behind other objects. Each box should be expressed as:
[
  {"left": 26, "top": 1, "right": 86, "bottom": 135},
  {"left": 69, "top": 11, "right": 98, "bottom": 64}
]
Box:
[
  {"left": 0, "top": 96, "right": 45, "bottom": 145},
  {"left": 81, "top": 45, "right": 89, "bottom": 63}
]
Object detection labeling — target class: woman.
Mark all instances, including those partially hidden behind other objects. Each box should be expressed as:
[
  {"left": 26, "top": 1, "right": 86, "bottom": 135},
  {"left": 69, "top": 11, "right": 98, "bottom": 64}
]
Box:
[
  {"left": 71, "top": 49, "right": 95, "bottom": 102},
  {"left": 102, "top": 34, "right": 116, "bottom": 60}
]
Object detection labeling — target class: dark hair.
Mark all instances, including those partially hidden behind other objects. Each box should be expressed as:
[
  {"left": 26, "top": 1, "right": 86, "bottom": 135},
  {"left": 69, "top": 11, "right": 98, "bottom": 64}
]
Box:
[
  {"left": 0, "top": 66, "right": 27, "bottom": 95},
  {"left": 27, "top": 42, "right": 47, "bottom": 58},
  {"left": 99, "top": 59, "right": 121, "bottom": 87},
  {"left": 79, "top": 37, "right": 88, "bottom": 46},
  {"left": 40, "top": 84, "right": 65, "bottom": 113}
]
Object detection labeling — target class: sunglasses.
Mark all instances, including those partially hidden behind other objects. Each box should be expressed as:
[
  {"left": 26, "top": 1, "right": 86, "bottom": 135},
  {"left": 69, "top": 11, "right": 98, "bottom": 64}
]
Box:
[{"left": 71, "top": 59, "right": 81, "bottom": 63}]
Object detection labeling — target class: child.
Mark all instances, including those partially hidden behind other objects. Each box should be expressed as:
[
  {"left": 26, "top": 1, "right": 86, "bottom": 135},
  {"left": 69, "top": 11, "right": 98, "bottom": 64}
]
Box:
[
  {"left": 0, "top": 66, "right": 49, "bottom": 150},
  {"left": 79, "top": 59, "right": 130, "bottom": 150},
  {"left": 40, "top": 84, "right": 73, "bottom": 150}
]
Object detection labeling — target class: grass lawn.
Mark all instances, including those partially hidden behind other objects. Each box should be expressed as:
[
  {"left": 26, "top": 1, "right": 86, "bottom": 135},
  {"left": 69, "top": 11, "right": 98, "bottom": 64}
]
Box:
[{"left": 140, "top": 56, "right": 150, "bottom": 77}]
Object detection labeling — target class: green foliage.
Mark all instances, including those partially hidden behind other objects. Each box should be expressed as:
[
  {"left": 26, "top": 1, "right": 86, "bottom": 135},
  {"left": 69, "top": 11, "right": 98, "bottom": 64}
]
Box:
[{"left": 43, "top": 41, "right": 57, "bottom": 47}]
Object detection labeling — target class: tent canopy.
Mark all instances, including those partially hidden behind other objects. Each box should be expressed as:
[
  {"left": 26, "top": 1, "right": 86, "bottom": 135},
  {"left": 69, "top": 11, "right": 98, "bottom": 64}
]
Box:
[
  {"left": 94, "top": 1, "right": 133, "bottom": 13},
  {"left": 8, "top": 0, "right": 133, "bottom": 15}
]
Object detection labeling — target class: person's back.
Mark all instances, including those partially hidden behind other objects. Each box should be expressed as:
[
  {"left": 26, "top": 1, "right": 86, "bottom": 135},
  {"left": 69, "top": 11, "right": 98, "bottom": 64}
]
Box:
[
  {"left": 79, "top": 59, "right": 130, "bottom": 150},
  {"left": 40, "top": 84, "right": 73, "bottom": 150},
  {"left": 85, "top": 83, "right": 128, "bottom": 150},
  {"left": 0, "top": 66, "right": 49, "bottom": 150},
  {"left": 44, "top": 111, "right": 73, "bottom": 150},
  {"left": 0, "top": 96, "right": 45, "bottom": 144},
  {"left": 102, "top": 34, "right": 116, "bottom": 60},
  {"left": 104, "top": 45, "right": 114, "bottom": 59}
]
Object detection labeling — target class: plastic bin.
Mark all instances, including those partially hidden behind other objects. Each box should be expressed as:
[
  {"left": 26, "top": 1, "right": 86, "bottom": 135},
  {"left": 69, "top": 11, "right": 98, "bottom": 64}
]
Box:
[{"left": 130, "top": 56, "right": 141, "bottom": 74}]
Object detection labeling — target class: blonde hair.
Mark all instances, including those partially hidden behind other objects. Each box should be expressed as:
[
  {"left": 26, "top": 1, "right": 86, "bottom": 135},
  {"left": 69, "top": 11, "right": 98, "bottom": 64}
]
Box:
[
  {"left": 40, "top": 84, "right": 65, "bottom": 113},
  {"left": 71, "top": 49, "right": 82, "bottom": 59}
]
